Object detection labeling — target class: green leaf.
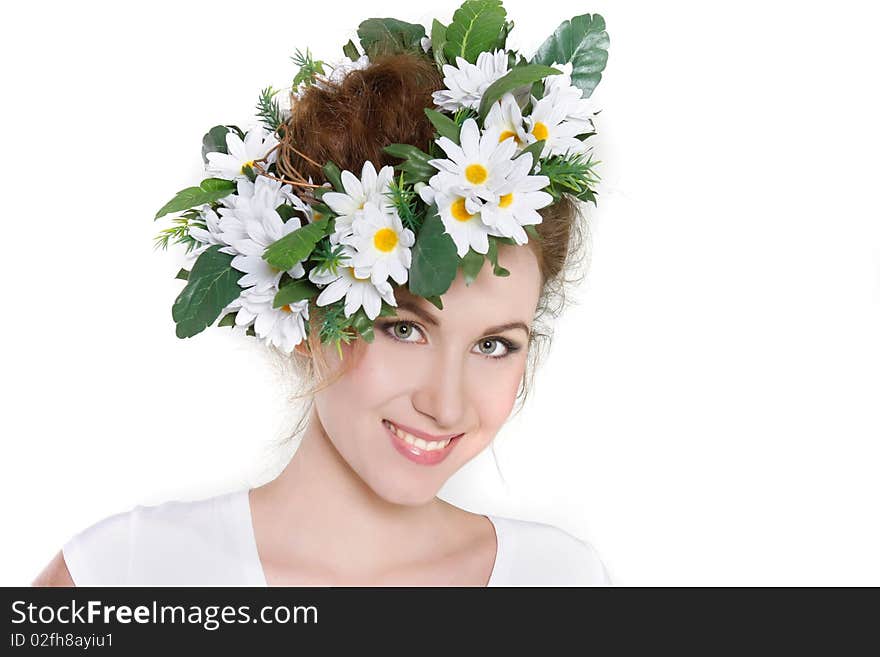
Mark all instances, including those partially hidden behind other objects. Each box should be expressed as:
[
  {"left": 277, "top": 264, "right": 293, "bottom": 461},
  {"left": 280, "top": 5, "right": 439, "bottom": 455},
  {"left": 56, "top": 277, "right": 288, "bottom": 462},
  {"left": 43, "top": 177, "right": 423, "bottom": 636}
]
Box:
[
  {"left": 424, "top": 295, "right": 443, "bottom": 310},
  {"left": 524, "top": 224, "right": 542, "bottom": 242},
  {"left": 531, "top": 13, "right": 610, "bottom": 98},
  {"left": 348, "top": 308, "right": 375, "bottom": 339},
  {"left": 154, "top": 178, "right": 236, "bottom": 220},
  {"left": 171, "top": 245, "right": 244, "bottom": 339},
  {"left": 201, "top": 125, "right": 242, "bottom": 165},
  {"left": 175, "top": 268, "right": 190, "bottom": 281},
  {"left": 217, "top": 312, "right": 237, "bottom": 327},
  {"left": 397, "top": 161, "right": 436, "bottom": 184},
  {"left": 276, "top": 203, "right": 296, "bottom": 221},
  {"left": 408, "top": 205, "right": 459, "bottom": 298},
  {"left": 322, "top": 161, "right": 344, "bottom": 192},
  {"left": 460, "top": 248, "right": 484, "bottom": 286},
  {"left": 262, "top": 220, "right": 328, "bottom": 270},
  {"left": 497, "top": 19, "right": 514, "bottom": 49},
  {"left": 342, "top": 39, "right": 361, "bottom": 60},
  {"left": 515, "top": 139, "right": 545, "bottom": 169},
  {"left": 485, "top": 238, "right": 510, "bottom": 277},
  {"left": 357, "top": 18, "right": 426, "bottom": 57},
  {"left": 383, "top": 143, "right": 432, "bottom": 164},
  {"left": 273, "top": 279, "right": 319, "bottom": 309},
  {"left": 444, "top": 0, "right": 507, "bottom": 64},
  {"left": 478, "top": 64, "right": 561, "bottom": 122},
  {"left": 383, "top": 143, "right": 436, "bottom": 184},
  {"left": 431, "top": 19, "right": 448, "bottom": 69},
  {"left": 424, "top": 108, "right": 461, "bottom": 144},
  {"left": 199, "top": 178, "right": 234, "bottom": 192}
]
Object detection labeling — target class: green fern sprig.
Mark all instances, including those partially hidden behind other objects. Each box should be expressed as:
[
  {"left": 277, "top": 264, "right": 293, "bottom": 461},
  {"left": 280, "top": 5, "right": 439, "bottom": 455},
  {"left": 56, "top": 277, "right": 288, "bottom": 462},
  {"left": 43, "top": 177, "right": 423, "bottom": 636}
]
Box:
[
  {"left": 317, "top": 299, "right": 359, "bottom": 359},
  {"left": 256, "top": 86, "right": 284, "bottom": 131},
  {"left": 453, "top": 107, "right": 478, "bottom": 126},
  {"left": 539, "top": 151, "right": 601, "bottom": 202},
  {"left": 308, "top": 239, "right": 349, "bottom": 277},
  {"left": 291, "top": 48, "right": 326, "bottom": 88},
  {"left": 384, "top": 173, "right": 424, "bottom": 233},
  {"left": 153, "top": 209, "right": 204, "bottom": 252}
]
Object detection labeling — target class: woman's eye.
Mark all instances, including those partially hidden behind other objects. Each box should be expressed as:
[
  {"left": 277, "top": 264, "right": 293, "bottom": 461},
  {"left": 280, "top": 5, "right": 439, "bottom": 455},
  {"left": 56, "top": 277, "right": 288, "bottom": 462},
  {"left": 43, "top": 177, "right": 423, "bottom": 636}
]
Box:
[
  {"left": 386, "top": 321, "right": 424, "bottom": 343},
  {"left": 474, "top": 338, "right": 510, "bottom": 359}
]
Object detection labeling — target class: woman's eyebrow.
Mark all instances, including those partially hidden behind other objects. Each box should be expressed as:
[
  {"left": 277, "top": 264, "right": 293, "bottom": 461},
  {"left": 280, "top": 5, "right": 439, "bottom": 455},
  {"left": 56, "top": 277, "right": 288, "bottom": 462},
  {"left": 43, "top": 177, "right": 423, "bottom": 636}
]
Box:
[
  {"left": 395, "top": 300, "right": 439, "bottom": 325},
  {"left": 483, "top": 321, "right": 531, "bottom": 337},
  {"left": 395, "top": 300, "right": 530, "bottom": 337}
]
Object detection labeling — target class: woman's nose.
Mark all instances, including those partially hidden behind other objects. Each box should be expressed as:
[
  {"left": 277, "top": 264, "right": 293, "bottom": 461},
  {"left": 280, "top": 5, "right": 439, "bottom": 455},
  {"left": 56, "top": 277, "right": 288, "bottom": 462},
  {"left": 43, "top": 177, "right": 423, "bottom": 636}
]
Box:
[{"left": 411, "top": 351, "right": 470, "bottom": 431}]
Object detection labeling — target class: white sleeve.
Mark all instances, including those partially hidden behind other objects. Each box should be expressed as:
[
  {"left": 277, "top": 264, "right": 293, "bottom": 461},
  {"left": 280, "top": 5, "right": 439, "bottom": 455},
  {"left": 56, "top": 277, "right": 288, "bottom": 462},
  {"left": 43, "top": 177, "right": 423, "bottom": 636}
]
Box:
[
  {"left": 498, "top": 518, "right": 612, "bottom": 586},
  {"left": 544, "top": 525, "right": 612, "bottom": 586},
  {"left": 61, "top": 509, "right": 134, "bottom": 586}
]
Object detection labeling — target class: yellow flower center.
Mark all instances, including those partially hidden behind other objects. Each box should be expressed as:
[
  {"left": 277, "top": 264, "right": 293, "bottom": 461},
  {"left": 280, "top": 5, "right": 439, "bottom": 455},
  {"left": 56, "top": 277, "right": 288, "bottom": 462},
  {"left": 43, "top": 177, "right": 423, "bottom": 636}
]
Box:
[
  {"left": 451, "top": 197, "right": 473, "bottom": 221},
  {"left": 280, "top": 304, "right": 293, "bottom": 313},
  {"left": 465, "top": 163, "right": 488, "bottom": 185},
  {"left": 349, "top": 267, "right": 370, "bottom": 280},
  {"left": 313, "top": 211, "right": 323, "bottom": 222},
  {"left": 531, "top": 122, "right": 549, "bottom": 141},
  {"left": 373, "top": 227, "right": 398, "bottom": 252},
  {"left": 240, "top": 159, "right": 255, "bottom": 174},
  {"left": 499, "top": 193, "right": 514, "bottom": 208},
  {"left": 499, "top": 130, "right": 522, "bottom": 145}
]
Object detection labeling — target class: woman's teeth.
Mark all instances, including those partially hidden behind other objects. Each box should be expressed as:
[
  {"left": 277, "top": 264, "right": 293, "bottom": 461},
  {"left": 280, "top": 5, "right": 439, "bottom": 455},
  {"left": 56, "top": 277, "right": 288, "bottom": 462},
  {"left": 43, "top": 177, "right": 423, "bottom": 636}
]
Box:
[{"left": 384, "top": 420, "right": 452, "bottom": 451}]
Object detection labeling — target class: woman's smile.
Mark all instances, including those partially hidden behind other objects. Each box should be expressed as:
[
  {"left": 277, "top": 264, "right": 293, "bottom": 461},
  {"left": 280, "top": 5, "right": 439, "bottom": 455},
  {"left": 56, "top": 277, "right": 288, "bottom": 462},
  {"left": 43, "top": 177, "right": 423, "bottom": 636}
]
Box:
[{"left": 383, "top": 419, "right": 463, "bottom": 465}]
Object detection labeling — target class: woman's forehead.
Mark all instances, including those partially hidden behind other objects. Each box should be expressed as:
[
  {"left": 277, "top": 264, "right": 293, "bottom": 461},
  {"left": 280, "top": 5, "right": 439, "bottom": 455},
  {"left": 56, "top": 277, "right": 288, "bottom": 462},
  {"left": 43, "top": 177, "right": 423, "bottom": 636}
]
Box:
[{"left": 395, "top": 247, "right": 540, "bottom": 333}]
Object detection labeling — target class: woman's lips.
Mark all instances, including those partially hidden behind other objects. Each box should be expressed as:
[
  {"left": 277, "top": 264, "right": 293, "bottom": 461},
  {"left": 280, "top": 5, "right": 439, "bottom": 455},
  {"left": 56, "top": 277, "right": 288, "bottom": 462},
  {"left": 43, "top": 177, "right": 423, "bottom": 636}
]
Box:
[{"left": 383, "top": 419, "right": 461, "bottom": 466}]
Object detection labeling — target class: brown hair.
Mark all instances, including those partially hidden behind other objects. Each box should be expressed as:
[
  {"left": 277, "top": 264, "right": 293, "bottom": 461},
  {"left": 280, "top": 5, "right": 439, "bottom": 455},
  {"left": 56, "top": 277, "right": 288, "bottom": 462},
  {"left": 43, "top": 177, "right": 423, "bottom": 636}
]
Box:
[
  {"left": 270, "top": 51, "right": 592, "bottom": 446},
  {"left": 278, "top": 53, "right": 443, "bottom": 184}
]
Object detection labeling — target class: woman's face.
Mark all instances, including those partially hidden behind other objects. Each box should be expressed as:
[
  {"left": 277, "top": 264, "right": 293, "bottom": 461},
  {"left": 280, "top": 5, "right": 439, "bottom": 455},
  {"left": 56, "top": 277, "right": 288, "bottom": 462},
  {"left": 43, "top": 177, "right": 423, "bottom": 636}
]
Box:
[{"left": 311, "top": 243, "right": 543, "bottom": 506}]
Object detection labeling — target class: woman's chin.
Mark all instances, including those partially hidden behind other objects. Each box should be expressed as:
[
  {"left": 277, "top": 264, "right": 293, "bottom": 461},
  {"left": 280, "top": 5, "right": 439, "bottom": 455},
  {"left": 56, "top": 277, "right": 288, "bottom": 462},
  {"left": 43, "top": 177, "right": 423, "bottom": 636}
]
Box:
[{"left": 366, "top": 477, "right": 442, "bottom": 507}]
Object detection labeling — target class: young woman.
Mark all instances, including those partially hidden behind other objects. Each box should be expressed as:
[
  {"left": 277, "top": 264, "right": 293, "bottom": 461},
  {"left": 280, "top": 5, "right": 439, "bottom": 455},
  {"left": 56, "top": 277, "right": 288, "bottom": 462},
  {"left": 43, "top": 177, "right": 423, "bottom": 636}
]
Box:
[{"left": 33, "top": 43, "right": 611, "bottom": 587}]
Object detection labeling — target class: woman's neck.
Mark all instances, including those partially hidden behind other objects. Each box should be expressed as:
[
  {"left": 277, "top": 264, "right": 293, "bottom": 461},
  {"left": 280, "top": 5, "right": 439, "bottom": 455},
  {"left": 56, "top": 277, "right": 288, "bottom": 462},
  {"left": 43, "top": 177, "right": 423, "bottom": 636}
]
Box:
[{"left": 251, "top": 405, "right": 465, "bottom": 580}]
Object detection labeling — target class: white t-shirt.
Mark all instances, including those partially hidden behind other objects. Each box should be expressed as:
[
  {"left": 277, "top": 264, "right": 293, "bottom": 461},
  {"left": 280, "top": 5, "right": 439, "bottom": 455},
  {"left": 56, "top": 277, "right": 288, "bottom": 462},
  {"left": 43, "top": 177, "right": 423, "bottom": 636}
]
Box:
[{"left": 62, "top": 489, "right": 611, "bottom": 586}]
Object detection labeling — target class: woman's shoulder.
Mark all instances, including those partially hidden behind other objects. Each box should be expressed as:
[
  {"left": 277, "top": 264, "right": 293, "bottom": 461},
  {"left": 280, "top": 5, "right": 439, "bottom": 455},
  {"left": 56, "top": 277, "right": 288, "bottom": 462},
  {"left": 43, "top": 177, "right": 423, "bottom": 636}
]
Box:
[
  {"left": 61, "top": 488, "right": 252, "bottom": 585},
  {"left": 489, "top": 514, "right": 611, "bottom": 586}
]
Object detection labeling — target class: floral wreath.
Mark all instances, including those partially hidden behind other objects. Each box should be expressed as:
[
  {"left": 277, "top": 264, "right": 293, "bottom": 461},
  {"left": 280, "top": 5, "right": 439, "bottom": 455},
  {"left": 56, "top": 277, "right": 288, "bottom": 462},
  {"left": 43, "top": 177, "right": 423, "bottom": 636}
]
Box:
[{"left": 154, "top": 1, "right": 610, "bottom": 358}]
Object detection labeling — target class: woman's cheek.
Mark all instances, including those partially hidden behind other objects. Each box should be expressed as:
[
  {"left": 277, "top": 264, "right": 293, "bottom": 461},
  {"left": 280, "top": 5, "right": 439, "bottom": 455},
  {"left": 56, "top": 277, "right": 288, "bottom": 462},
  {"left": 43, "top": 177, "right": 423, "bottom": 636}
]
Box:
[
  {"left": 472, "top": 358, "right": 526, "bottom": 428},
  {"left": 354, "top": 339, "right": 413, "bottom": 392}
]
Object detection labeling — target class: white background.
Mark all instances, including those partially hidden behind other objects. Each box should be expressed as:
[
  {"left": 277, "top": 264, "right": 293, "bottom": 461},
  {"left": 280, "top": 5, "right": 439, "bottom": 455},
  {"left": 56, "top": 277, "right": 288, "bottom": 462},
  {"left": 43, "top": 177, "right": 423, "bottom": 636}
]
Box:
[{"left": 2, "top": 0, "right": 878, "bottom": 586}]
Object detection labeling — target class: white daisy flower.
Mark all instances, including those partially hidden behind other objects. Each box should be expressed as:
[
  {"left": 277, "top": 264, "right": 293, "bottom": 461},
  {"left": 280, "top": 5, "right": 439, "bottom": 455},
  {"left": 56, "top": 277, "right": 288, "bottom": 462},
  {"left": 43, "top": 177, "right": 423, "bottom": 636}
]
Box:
[
  {"left": 543, "top": 61, "right": 600, "bottom": 131},
  {"left": 205, "top": 125, "right": 279, "bottom": 181},
  {"left": 432, "top": 189, "right": 493, "bottom": 257},
  {"left": 480, "top": 154, "right": 552, "bottom": 245},
  {"left": 308, "top": 244, "right": 398, "bottom": 320},
  {"left": 426, "top": 118, "right": 517, "bottom": 211},
  {"left": 219, "top": 177, "right": 306, "bottom": 293},
  {"left": 483, "top": 92, "right": 529, "bottom": 151},
  {"left": 322, "top": 161, "right": 395, "bottom": 244},
  {"left": 341, "top": 203, "right": 415, "bottom": 287},
  {"left": 525, "top": 93, "right": 591, "bottom": 159},
  {"left": 183, "top": 179, "right": 265, "bottom": 266},
  {"left": 188, "top": 206, "right": 237, "bottom": 257},
  {"left": 230, "top": 287, "right": 309, "bottom": 354},
  {"left": 432, "top": 50, "right": 509, "bottom": 113}
]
